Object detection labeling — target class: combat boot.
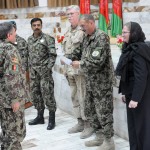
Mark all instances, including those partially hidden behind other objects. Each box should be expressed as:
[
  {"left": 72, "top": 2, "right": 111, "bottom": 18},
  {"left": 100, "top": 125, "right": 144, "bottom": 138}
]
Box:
[
  {"left": 1, "top": 144, "right": 4, "bottom": 150},
  {"left": 68, "top": 118, "right": 84, "bottom": 133},
  {"left": 47, "top": 112, "right": 55, "bottom": 130},
  {"left": 80, "top": 120, "right": 94, "bottom": 139},
  {"left": 28, "top": 109, "right": 45, "bottom": 125},
  {"left": 96, "top": 137, "right": 115, "bottom": 150},
  {"left": 85, "top": 130, "right": 104, "bottom": 147}
]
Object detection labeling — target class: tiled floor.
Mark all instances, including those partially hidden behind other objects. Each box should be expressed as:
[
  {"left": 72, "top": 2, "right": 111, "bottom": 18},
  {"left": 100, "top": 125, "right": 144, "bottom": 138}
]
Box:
[{"left": 22, "top": 107, "right": 129, "bottom": 150}]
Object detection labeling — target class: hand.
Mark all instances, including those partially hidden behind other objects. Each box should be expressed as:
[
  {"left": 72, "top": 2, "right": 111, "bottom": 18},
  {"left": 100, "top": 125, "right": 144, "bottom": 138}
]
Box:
[
  {"left": 71, "top": 61, "right": 80, "bottom": 69},
  {"left": 11, "top": 102, "right": 20, "bottom": 112},
  {"left": 121, "top": 95, "right": 126, "bottom": 103},
  {"left": 128, "top": 100, "right": 138, "bottom": 108},
  {"left": 60, "top": 59, "right": 65, "bottom": 65}
]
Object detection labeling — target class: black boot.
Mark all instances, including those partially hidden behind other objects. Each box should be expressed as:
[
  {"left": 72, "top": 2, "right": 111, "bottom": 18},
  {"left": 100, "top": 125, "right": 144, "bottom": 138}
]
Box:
[
  {"left": 47, "top": 112, "right": 55, "bottom": 130},
  {"left": 1, "top": 144, "right": 4, "bottom": 150},
  {"left": 29, "top": 109, "right": 45, "bottom": 125}
]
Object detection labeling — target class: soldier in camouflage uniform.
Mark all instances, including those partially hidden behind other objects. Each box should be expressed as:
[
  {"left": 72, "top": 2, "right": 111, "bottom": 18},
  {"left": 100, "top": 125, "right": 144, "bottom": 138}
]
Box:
[
  {"left": 9, "top": 21, "right": 31, "bottom": 109},
  {"left": 28, "top": 18, "right": 57, "bottom": 130},
  {"left": 9, "top": 21, "right": 28, "bottom": 72},
  {"left": 72, "top": 14, "right": 115, "bottom": 150},
  {"left": 0, "top": 22, "right": 28, "bottom": 150},
  {"left": 61, "top": 5, "right": 94, "bottom": 139}
]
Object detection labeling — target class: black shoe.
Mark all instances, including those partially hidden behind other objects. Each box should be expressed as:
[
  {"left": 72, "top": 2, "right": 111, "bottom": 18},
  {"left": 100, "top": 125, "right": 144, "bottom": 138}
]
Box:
[
  {"left": 29, "top": 109, "right": 45, "bottom": 125},
  {"left": 47, "top": 122, "right": 55, "bottom": 130},
  {"left": 1, "top": 144, "right": 4, "bottom": 150},
  {"left": 29, "top": 116, "right": 44, "bottom": 125},
  {"left": 47, "top": 112, "right": 55, "bottom": 130}
]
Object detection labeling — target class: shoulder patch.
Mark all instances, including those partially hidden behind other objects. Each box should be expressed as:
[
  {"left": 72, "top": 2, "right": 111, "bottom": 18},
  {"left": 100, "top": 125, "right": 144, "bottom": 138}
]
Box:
[
  {"left": 11, "top": 57, "right": 19, "bottom": 63},
  {"left": 92, "top": 51, "right": 99, "bottom": 57}
]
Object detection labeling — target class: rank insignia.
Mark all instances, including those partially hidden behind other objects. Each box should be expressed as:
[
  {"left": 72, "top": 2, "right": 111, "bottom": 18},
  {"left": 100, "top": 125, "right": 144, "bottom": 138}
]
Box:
[{"left": 92, "top": 51, "right": 99, "bottom": 57}]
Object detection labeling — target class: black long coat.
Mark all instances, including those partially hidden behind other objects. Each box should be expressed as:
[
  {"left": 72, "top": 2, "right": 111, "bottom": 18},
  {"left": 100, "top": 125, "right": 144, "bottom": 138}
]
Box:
[{"left": 119, "top": 43, "right": 150, "bottom": 150}]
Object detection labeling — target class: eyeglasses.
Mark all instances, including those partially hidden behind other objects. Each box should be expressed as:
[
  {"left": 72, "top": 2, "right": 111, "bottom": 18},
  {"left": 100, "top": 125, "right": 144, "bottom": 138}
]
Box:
[
  {"left": 122, "top": 31, "right": 130, "bottom": 34},
  {"left": 67, "top": 12, "right": 77, "bottom": 16}
]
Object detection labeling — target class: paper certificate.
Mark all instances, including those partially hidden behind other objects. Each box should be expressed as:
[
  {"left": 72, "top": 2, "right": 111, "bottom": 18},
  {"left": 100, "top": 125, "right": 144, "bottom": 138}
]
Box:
[{"left": 61, "top": 57, "right": 72, "bottom": 65}]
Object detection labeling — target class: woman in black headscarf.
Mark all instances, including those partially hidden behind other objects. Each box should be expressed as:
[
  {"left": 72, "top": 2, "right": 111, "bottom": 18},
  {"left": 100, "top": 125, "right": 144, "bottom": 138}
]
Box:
[{"left": 116, "top": 22, "right": 150, "bottom": 150}]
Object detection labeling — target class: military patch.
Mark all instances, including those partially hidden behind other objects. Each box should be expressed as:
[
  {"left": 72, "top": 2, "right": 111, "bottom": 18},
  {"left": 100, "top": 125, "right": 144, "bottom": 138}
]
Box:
[
  {"left": 51, "top": 49, "right": 55, "bottom": 53},
  {"left": 40, "top": 38, "right": 45, "bottom": 43},
  {"left": 12, "top": 64, "right": 19, "bottom": 71},
  {"left": 11, "top": 57, "right": 19, "bottom": 63},
  {"left": 92, "top": 51, "right": 99, "bottom": 57}
]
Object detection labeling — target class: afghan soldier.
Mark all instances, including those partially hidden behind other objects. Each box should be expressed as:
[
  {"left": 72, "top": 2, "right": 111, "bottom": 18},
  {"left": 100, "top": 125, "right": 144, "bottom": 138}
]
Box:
[
  {"left": 60, "top": 5, "right": 94, "bottom": 139},
  {"left": 9, "top": 21, "right": 28, "bottom": 72},
  {"left": 0, "top": 22, "right": 28, "bottom": 150},
  {"left": 28, "top": 18, "right": 57, "bottom": 130},
  {"left": 72, "top": 14, "right": 115, "bottom": 150},
  {"left": 9, "top": 21, "right": 31, "bottom": 109}
]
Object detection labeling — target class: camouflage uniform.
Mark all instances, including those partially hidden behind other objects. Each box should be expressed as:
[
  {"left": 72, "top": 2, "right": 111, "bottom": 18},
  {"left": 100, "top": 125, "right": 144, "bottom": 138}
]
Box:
[
  {"left": 73, "top": 29, "right": 114, "bottom": 138},
  {"left": 27, "top": 32, "right": 57, "bottom": 112},
  {"left": 15, "top": 35, "right": 31, "bottom": 106},
  {"left": 0, "top": 40, "right": 28, "bottom": 150},
  {"left": 62, "top": 26, "right": 86, "bottom": 120},
  {"left": 16, "top": 35, "right": 28, "bottom": 72}
]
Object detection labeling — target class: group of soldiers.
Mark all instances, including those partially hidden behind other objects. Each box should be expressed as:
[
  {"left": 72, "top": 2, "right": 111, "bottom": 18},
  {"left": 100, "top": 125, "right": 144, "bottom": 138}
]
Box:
[
  {"left": 0, "top": 4, "right": 115, "bottom": 150},
  {"left": 60, "top": 5, "right": 115, "bottom": 150},
  {"left": 0, "top": 18, "right": 56, "bottom": 149}
]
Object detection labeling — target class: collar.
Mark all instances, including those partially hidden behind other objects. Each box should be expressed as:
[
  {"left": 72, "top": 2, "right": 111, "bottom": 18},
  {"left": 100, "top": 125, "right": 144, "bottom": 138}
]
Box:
[
  {"left": 85, "top": 28, "right": 97, "bottom": 40},
  {"left": 32, "top": 32, "right": 43, "bottom": 39}
]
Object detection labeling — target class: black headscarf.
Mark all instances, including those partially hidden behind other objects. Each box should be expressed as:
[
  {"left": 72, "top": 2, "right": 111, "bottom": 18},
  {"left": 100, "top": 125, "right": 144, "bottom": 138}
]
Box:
[{"left": 115, "top": 22, "right": 147, "bottom": 78}]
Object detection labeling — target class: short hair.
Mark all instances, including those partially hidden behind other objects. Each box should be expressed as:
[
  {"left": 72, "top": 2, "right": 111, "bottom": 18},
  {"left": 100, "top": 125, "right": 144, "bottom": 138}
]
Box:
[
  {"left": 66, "top": 5, "right": 80, "bottom": 12},
  {"left": 0, "top": 22, "right": 13, "bottom": 40},
  {"left": 80, "top": 14, "right": 95, "bottom": 23},
  {"left": 30, "top": 18, "right": 42, "bottom": 25},
  {"left": 9, "top": 20, "right": 17, "bottom": 29}
]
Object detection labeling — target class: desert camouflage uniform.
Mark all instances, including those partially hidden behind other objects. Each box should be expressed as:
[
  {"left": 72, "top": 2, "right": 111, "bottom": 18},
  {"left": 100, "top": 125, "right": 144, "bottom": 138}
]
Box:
[
  {"left": 0, "top": 40, "right": 28, "bottom": 150},
  {"left": 28, "top": 32, "right": 57, "bottom": 112},
  {"left": 73, "top": 29, "right": 114, "bottom": 138},
  {"left": 62, "top": 26, "right": 86, "bottom": 120}
]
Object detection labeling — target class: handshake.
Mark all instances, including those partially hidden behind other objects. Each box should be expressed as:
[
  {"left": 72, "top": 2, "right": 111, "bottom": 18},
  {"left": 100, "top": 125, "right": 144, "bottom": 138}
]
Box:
[{"left": 60, "top": 57, "right": 80, "bottom": 69}]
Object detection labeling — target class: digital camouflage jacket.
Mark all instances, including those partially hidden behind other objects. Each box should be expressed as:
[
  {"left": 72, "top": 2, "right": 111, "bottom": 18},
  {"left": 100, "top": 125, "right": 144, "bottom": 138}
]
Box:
[{"left": 0, "top": 40, "right": 28, "bottom": 108}]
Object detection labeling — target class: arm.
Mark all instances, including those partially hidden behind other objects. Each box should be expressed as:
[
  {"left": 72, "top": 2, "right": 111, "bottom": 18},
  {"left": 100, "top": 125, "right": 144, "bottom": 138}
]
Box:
[
  {"left": 71, "top": 42, "right": 83, "bottom": 61},
  {"left": 70, "top": 30, "right": 84, "bottom": 61},
  {"left": 16, "top": 36, "right": 29, "bottom": 71},
  {"left": 80, "top": 33, "right": 110, "bottom": 71},
  {"left": 131, "top": 53, "right": 148, "bottom": 102},
  {"left": 22, "top": 40, "right": 29, "bottom": 72},
  {"left": 47, "top": 36, "right": 57, "bottom": 70},
  {"left": 4, "top": 45, "right": 25, "bottom": 111}
]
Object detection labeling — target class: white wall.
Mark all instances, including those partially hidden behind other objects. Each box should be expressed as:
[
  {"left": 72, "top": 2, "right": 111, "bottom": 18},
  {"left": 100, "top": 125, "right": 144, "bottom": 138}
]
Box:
[{"left": 38, "top": 0, "right": 47, "bottom": 7}]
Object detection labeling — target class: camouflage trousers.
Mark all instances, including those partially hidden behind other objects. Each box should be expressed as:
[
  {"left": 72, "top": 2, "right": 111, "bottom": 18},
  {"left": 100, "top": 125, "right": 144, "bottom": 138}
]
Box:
[
  {"left": 0, "top": 107, "right": 26, "bottom": 150},
  {"left": 85, "top": 86, "right": 114, "bottom": 138},
  {"left": 67, "top": 74, "right": 86, "bottom": 120},
  {"left": 30, "top": 68, "right": 56, "bottom": 112}
]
